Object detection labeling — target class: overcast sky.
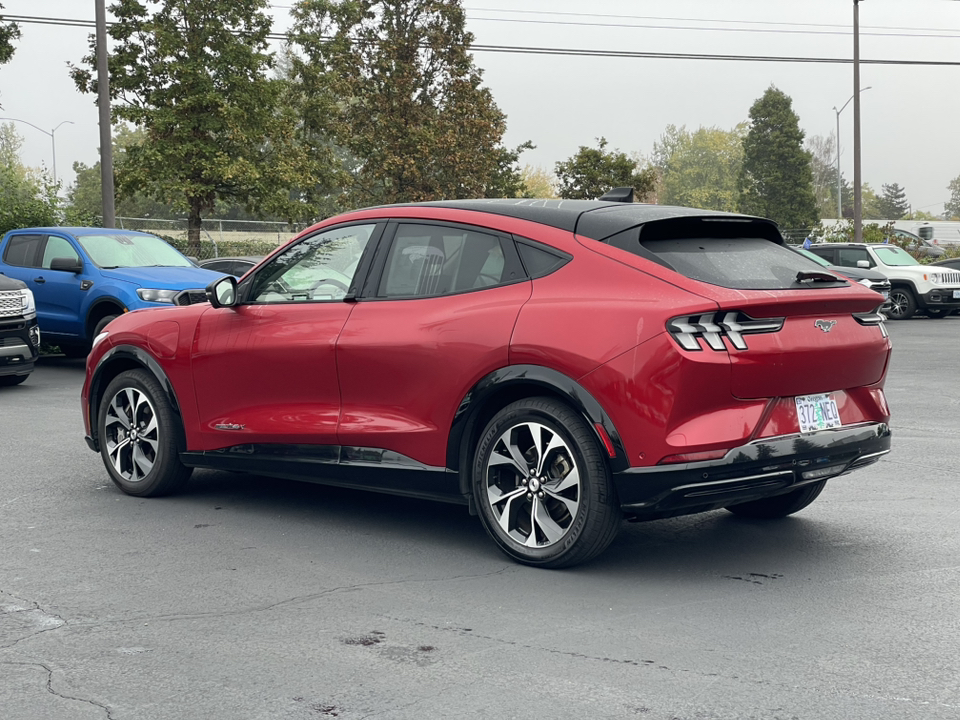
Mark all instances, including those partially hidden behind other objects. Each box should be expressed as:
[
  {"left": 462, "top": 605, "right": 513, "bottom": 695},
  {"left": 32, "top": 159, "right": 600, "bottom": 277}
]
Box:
[{"left": 1, "top": 0, "right": 958, "bottom": 216}]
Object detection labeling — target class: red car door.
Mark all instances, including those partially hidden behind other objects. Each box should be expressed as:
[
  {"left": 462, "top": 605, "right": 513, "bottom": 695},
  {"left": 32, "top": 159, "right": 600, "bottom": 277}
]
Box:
[
  {"left": 337, "top": 221, "right": 531, "bottom": 468},
  {"left": 190, "top": 223, "right": 381, "bottom": 451}
]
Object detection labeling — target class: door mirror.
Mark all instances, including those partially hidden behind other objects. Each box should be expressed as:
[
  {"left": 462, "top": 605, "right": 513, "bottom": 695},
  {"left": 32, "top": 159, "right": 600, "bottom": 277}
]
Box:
[
  {"left": 49, "top": 257, "right": 83, "bottom": 273},
  {"left": 206, "top": 276, "right": 238, "bottom": 308},
  {"left": 857, "top": 260, "right": 870, "bottom": 269}
]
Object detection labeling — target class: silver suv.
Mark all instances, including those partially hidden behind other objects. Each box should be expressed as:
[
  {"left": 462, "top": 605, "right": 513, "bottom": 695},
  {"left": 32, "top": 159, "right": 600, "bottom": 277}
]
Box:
[{"left": 809, "top": 242, "right": 960, "bottom": 319}]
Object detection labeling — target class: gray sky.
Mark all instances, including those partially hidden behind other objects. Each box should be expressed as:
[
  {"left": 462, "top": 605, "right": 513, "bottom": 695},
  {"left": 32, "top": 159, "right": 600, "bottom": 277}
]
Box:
[{"left": 1, "top": 0, "right": 958, "bottom": 215}]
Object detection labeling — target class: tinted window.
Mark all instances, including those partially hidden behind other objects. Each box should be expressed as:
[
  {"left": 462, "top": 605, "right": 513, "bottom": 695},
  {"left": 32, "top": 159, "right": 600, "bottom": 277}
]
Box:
[
  {"left": 379, "top": 224, "right": 507, "bottom": 298},
  {"left": 3, "top": 234, "right": 44, "bottom": 268},
  {"left": 642, "top": 237, "right": 838, "bottom": 290},
  {"left": 836, "top": 248, "right": 872, "bottom": 268},
  {"left": 517, "top": 241, "right": 569, "bottom": 278},
  {"left": 249, "top": 224, "right": 375, "bottom": 303},
  {"left": 41, "top": 236, "right": 81, "bottom": 269}
]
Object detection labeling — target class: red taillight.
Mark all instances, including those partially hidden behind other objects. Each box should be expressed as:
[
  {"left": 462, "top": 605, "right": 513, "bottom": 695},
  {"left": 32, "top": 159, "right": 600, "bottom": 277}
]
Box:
[{"left": 659, "top": 448, "right": 730, "bottom": 465}]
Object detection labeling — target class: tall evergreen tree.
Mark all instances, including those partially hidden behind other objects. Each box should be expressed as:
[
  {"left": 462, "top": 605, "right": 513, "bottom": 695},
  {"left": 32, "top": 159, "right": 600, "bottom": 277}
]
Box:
[
  {"left": 291, "top": 0, "right": 515, "bottom": 207},
  {"left": 738, "top": 86, "right": 819, "bottom": 230},
  {"left": 877, "top": 182, "right": 909, "bottom": 219},
  {"left": 70, "top": 0, "right": 324, "bottom": 252}
]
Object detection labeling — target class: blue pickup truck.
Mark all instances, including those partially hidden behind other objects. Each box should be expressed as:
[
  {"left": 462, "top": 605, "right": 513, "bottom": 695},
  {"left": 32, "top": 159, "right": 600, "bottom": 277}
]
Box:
[{"left": 0, "top": 227, "right": 225, "bottom": 356}]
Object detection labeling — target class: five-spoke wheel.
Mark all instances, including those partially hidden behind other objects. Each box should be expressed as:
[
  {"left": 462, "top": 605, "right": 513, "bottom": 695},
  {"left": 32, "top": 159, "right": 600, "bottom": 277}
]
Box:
[{"left": 473, "top": 398, "right": 620, "bottom": 568}]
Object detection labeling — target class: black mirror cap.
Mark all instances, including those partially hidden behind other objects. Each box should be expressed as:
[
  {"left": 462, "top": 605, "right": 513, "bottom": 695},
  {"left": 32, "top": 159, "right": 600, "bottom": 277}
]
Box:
[
  {"left": 206, "top": 276, "right": 238, "bottom": 309},
  {"left": 599, "top": 187, "right": 635, "bottom": 203},
  {"left": 49, "top": 257, "right": 83, "bottom": 273}
]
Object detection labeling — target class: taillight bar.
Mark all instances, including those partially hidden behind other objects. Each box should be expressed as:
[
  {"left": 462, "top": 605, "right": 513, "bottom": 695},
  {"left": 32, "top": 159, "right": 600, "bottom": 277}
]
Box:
[
  {"left": 667, "top": 311, "right": 784, "bottom": 352},
  {"left": 853, "top": 310, "right": 888, "bottom": 338}
]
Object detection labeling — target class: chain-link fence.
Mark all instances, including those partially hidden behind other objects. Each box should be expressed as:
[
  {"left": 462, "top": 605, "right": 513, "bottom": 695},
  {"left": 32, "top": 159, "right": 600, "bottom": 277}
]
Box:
[{"left": 114, "top": 217, "right": 309, "bottom": 261}]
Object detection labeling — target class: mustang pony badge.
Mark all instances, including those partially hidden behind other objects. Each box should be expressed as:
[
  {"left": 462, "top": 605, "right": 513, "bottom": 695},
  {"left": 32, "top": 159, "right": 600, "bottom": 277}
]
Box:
[{"left": 815, "top": 320, "right": 837, "bottom": 333}]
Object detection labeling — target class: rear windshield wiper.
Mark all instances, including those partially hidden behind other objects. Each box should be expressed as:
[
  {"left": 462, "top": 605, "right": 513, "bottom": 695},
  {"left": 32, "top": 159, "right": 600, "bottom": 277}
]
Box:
[{"left": 796, "top": 270, "right": 844, "bottom": 284}]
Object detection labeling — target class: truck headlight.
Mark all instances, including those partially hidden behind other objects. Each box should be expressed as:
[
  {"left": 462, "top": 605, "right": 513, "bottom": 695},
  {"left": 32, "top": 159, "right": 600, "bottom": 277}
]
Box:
[
  {"left": 137, "top": 288, "right": 179, "bottom": 304},
  {"left": 20, "top": 288, "right": 36, "bottom": 318}
]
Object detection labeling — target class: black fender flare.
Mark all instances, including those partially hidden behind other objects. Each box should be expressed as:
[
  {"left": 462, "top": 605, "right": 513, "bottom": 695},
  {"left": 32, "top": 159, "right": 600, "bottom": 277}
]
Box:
[
  {"left": 85, "top": 297, "right": 128, "bottom": 340},
  {"left": 86, "top": 344, "right": 184, "bottom": 452},
  {"left": 447, "top": 365, "right": 629, "bottom": 495}
]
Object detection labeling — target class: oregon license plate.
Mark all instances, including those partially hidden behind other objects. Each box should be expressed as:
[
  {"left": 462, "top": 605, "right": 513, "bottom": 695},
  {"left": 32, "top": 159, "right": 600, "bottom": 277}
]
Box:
[
  {"left": 953, "top": 290, "right": 960, "bottom": 299},
  {"left": 795, "top": 393, "right": 842, "bottom": 433}
]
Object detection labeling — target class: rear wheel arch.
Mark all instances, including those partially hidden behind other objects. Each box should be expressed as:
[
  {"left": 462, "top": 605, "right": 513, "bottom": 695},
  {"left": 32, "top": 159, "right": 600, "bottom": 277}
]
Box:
[
  {"left": 88, "top": 346, "right": 185, "bottom": 453},
  {"left": 448, "top": 365, "right": 628, "bottom": 498}
]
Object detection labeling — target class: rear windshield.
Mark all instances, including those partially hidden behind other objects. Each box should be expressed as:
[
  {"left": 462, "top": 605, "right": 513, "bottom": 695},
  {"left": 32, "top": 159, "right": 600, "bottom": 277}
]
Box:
[{"left": 641, "top": 237, "right": 842, "bottom": 290}]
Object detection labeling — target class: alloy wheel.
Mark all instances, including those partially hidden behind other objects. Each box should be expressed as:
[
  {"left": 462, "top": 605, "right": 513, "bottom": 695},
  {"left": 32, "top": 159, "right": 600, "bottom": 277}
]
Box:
[
  {"left": 484, "top": 421, "right": 581, "bottom": 548},
  {"left": 103, "top": 387, "right": 159, "bottom": 482}
]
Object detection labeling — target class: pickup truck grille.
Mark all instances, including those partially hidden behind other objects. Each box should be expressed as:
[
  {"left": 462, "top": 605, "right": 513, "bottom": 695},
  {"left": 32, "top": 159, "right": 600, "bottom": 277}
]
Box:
[
  {"left": 173, "top": 289, "right": 209, "bottom": 306},
  {"left": 0, "top": 290, "right": 24, "bottom": 318}
]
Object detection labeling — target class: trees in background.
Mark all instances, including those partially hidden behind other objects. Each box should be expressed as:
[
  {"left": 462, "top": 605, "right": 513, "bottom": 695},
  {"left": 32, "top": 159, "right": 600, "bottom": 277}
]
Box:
[
  {"left": 290, "top": 0, "right": 518, "bottom": 208},
  {"left": 945, "top": 175, "right": 960, "bottom": 220},
  {"left": 0, "top": 123, "right": 59, "bottom": 233},
  {"left": 805, "top": 133, "right": 839, "bottom": 218},
  {"left": 555, "top": 137, "right": 656, "bottom": 200},
  {"left": 738, "top": 86, "right": 819, "bottom": 230},
  {"left": 877, "top": 182, "right": 909, "bottom": 220},
  {"left": 0, "top": 3, "right": 18, "bottom": 66},
  {"left": 70, "top": 0, "right": 321, "bottom": 253},
  {"left": 652, "top": 124, "right": 746, "bottom": 211}
]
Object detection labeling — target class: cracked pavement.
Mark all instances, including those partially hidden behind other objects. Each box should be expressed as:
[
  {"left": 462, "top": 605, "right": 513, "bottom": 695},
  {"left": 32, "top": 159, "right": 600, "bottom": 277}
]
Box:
[{"left": 1, "top": 319, "right": 959, "bottom": 719}]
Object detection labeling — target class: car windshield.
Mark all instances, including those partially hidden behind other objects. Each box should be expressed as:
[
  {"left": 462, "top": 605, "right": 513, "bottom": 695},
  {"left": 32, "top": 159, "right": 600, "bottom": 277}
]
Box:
[
  {"left": 76, "top": 233, "right": 193, "bottom": 268},
  {"left": 873, "top": 245, "right": 920, "bottom": 267}
]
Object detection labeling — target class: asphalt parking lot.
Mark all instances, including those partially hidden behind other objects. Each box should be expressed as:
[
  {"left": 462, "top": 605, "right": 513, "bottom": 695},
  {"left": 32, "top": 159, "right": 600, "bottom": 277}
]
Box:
[{"left": 1, "top": 317, "right": 959, "bottom": 720}]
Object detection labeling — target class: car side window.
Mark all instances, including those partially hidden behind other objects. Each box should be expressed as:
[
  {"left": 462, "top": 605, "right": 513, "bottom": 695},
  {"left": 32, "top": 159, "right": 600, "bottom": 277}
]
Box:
[
  {"left": 41, "top": 236, "right": 81, "bottom": 269},
  {"left": 837, "top": 248, "right": 872, "bottom": 268},
  {"left": 378, "top": 224, "right": 508, "bottom": 298},
  {"left": 809, "top": 248, "right": 834, "bottom": 264},
  {"left": 3, "top": 234, "right": 44, "bottom": 268},
  {"left": 248, "top": 224, "right": 376, "bottom": 304}
]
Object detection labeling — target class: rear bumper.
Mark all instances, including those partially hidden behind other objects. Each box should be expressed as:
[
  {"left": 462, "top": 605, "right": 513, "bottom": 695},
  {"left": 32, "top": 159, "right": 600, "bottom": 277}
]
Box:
[{"left": 615, "top": 422, "right": 890, "bottom": 518}]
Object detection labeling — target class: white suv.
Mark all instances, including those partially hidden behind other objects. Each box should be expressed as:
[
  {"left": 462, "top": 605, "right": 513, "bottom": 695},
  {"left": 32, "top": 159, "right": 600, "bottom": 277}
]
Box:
[{"left": 809, "top": 242, "right": 960, "bottom": 320}]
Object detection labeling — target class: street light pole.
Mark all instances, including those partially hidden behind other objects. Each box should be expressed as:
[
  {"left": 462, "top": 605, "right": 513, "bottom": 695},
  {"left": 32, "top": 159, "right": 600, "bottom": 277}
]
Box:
[
  {"left": 0, "top": 117, "right": 74, "bottom": 186},
  {"left": 853, "top": 0, "right": 865, "bottom": 242},
  {"left": 832, "top": 86, "right": 871, "bottom": 220}
]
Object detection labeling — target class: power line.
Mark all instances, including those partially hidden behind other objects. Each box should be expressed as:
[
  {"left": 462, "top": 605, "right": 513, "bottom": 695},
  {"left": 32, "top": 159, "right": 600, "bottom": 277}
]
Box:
[{"left": 5, "top": 13, "right": 960, "bottom": 67}]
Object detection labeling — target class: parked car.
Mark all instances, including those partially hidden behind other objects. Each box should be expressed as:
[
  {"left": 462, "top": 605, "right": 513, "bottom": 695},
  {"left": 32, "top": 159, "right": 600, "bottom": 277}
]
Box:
[
  {"left": 0, "top": 228, "right": 227, "bottom": 356},
  {"left": 82, "top": 199, "right": 892, "bottom": 568},
  {"left": 0, "top": 274, "right": 40, "bottom": 386},
  {"left": 197, "top": 256, "right": 263, "bottom": 278},
  {"left": 788, "top": 245, "right": 891, "bottom": 312},
  {"left": 891, "top": 228, "right": 946, "bottom": 259},
  {"left": 930, "top": 257, "right": 960, "bottom": 271},
  {"left": 808, "top": 242, "right": 960, "bottom": 319}
]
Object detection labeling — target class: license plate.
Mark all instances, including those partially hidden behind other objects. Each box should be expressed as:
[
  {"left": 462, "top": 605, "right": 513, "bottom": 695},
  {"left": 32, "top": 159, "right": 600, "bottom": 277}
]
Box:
[
  {"left": 882, "top": 291, "right": 890, "bottom": 299},
  {"left": 795, "top": 393, "right": 842, "bottom": 434},
  {"left": 953, "top": 290, "right": 960, "bottom": 299}
]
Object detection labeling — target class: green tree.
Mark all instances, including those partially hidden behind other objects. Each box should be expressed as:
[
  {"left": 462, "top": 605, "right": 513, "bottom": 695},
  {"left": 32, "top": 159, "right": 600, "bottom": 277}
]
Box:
[
  {"left": 806, "top": 133, "right": 838, "bottom": 218},
  {"left": 291, "top": 0, "right": 511, "bottom": 207},
  {"left": 0, "top": 3, "right": 19, "bottom": 65},
  {"left": 0, "top": 123, "right": 59, "bottom": 234},
  {"left": 70, "top": 0, "right": 321, "bottom": 253},
  {"left": 652, "top": 124, "right": 746, "bottom": 211},
  {"left": 555, "top": 137, "right": 656, "bottom": 200},
  {"left": 877, "top": 182, "right": 909, "bottom": 219},
  {"left": 944, "top": 175, "right": 960, "bottom": 220},
  {"left": 860, "top": 182, "right": 885, "bottom": 220},
  {"left": 520, "top": 165, "right": 556, "bottom": 199},
  {"left": 484, "top": 141, "right": 534, "bottom": 199},
  {"left": 738, "top": 86, "right": 819, "bottom": 229}
]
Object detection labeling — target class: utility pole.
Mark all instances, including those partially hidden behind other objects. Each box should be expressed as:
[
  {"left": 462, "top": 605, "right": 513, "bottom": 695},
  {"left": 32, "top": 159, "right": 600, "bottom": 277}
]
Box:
[
  {"left": 853, "top": 0, "right": 864, "bottom": 242},
  {"left": 95, "top": 0, "right": 116, "bottom": 228}
]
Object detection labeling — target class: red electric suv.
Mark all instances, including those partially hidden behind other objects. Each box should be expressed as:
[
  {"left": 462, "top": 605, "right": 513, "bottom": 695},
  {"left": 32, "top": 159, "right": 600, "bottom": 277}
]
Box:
[{"left": 81, "top": 198, "right": 892, "bottom": 568}]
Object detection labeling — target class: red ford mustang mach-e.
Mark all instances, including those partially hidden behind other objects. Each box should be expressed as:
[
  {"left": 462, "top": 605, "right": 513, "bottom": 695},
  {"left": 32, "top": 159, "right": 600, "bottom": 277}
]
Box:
[{"left": 81, "top": 199, "right": 892, "bottom": 567}]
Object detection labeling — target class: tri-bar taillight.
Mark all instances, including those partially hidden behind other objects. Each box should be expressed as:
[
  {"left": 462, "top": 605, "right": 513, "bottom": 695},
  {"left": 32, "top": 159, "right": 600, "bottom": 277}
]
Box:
[{"left": 667, "top": 311, "right": 784, "bottom": 352}]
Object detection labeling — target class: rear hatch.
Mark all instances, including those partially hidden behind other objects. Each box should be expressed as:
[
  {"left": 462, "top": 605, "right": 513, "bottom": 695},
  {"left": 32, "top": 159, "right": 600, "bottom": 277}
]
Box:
[{"left": 601, "top": 216, "right": 890, "bottom": 400}]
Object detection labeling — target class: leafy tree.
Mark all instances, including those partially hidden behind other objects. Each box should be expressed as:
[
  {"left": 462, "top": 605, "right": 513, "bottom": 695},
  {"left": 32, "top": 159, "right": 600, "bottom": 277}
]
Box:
[
  {"left": 860, "top": 182, "right": 885, "bottom": 220},
  {"left": 290, "top": 0, "right": 511, "bottom": 207},
  {"left": 652, "top": 124, "right": 746, "bottom": 211},
  {"left": 0, "top": 3, "right": 18, "bottom": 65},
  {"left": 903, "top": 209, "right": 939, "bottom": 222},
  {"left": 877, "top": 182, "right": 909, "bottom": 219},
  {"left": 520, "top": 165, "right": 556, "bottom": 198},
  {"left": 70, "top": 0, "right": 322, "bottom": 253},
  {"left": 738, "top": 86, "right": 819, "bottom": 229},
  {"left": 0, "top": 123, "right": 59, "bottom": 234},
  {"left": 484, "top": 141, "right": 534, "bottom": 199},
  {"left": 555, "top": 137, "right": 656, "bottom": 200},
  {"left": 945, "top": 175, "right": 960, "bottom": 220}
]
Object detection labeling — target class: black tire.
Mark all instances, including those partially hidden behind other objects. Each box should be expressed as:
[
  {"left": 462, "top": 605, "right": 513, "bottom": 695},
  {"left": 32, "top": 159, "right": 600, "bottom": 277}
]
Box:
[
  {"left": 725, "top": 481, "right": 826, "bottom": 519},
  {"left": 97, "top": 369, "right": 192, "bottom": 497},
  {"left": 0, "top": 374, "right": 28, "bottom": 386},
  {"left": 94, "top": 314, "right": 120, "bottom": 337},
  {"left": 886, "top": 288, "right": 916, "bottom": 320},
  {"left": 471, "top": 397, "right": 621, "bottom": 568},
  {"left": 925, "top": 308, "right": 948, "bottom": 319}
]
